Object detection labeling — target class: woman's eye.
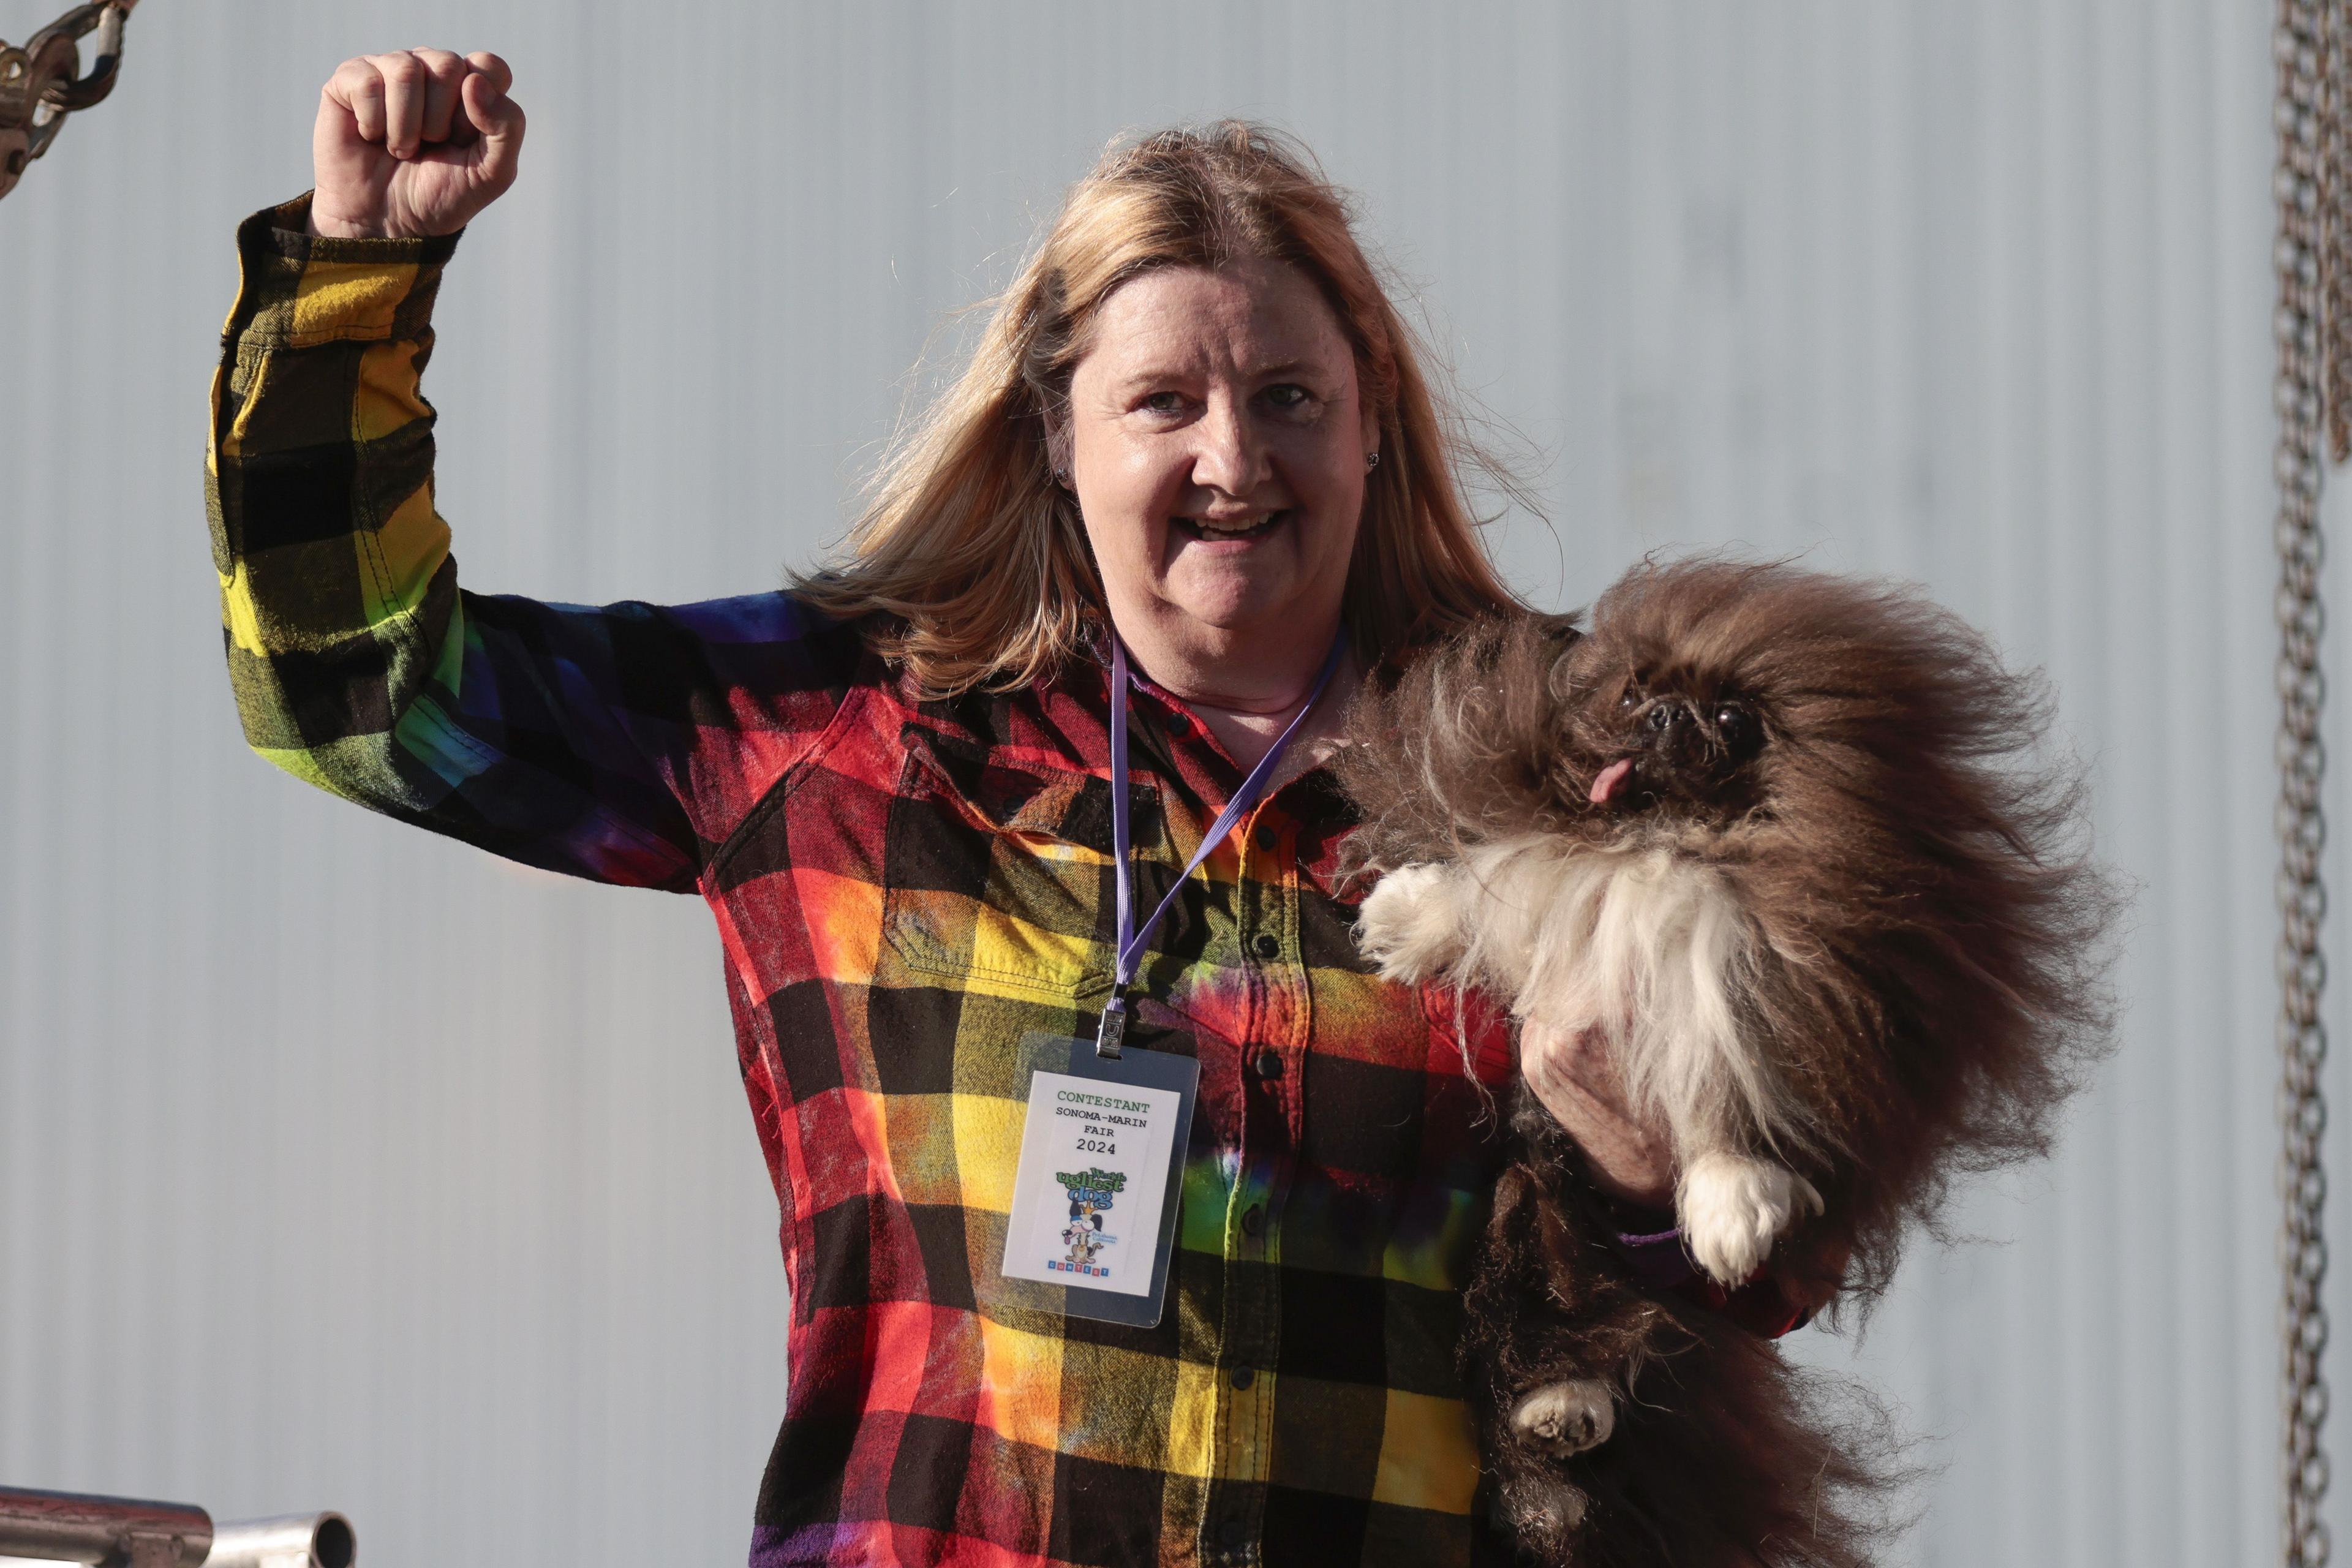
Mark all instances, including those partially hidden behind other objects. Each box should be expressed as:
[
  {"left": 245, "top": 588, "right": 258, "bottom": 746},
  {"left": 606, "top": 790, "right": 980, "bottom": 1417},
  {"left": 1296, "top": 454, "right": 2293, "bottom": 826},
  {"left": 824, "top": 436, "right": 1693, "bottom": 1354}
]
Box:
[
  {"left": 1141, "top": 391, "right": 1186, "bottom": 415},
  {"left": 1264, "top": 383, "right": 1312, "bottom": 411}
]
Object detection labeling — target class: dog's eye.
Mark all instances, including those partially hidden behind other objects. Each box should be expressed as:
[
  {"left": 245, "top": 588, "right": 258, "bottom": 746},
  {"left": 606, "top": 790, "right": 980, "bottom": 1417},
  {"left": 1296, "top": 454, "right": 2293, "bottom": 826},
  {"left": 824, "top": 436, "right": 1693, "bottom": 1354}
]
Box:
[
  {"left": 1619, "top": 688, "right": 1640, "bottom": 710},
  {"left": 1715, "top": 704, "right": 1758, "bottom": 750}
]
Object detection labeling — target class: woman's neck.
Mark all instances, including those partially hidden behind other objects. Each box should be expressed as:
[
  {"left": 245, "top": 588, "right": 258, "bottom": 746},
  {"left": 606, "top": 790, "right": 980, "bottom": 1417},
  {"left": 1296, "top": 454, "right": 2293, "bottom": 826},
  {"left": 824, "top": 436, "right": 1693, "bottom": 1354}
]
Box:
[{"left": 1127, "top": 632, "right": 1357, "bottom": 774}]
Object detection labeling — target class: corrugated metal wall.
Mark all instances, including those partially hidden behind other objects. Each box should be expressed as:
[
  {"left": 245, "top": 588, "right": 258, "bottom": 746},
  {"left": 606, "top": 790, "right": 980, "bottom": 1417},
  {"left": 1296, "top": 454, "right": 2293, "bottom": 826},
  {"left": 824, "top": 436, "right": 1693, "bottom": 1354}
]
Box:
[{"left": 0, "top": 3, "right": 2296, "bottom": 1563}]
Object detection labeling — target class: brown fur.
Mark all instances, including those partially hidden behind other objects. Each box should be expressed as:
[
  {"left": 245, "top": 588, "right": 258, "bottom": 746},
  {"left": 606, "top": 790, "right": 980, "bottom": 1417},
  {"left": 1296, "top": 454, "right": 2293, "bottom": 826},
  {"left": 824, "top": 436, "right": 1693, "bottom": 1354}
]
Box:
[
  {"left": 1335, "top": 558, "right": 2120, "bottom": 1565},
  {"left": 1465, "top": 1095, "right": 1907, "bottom": 1568}
]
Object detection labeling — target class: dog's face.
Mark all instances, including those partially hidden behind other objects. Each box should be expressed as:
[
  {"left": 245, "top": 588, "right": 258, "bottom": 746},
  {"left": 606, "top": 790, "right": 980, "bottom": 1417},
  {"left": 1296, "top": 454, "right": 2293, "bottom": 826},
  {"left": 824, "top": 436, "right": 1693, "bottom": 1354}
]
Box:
[{"left": 1557, "top": 644, "right": 1771, "bottom": 828}]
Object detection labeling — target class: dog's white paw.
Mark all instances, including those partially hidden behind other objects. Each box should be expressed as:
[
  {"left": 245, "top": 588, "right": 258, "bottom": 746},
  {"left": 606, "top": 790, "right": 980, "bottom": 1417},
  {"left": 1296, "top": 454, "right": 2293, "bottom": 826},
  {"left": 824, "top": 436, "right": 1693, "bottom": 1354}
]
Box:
[
  {"left": 1678, "top": 1151, "right": 1824, "bottom": 1286},
  {"left": 1512, "top": 1483, "right": 1589, "bottom": 1540},
  {"left": 1354, "top": 863, "right": 1460, "bottom": 983},
  {"left": 1508, "top": 1378, "right": 1615, "bottom": 1457}
]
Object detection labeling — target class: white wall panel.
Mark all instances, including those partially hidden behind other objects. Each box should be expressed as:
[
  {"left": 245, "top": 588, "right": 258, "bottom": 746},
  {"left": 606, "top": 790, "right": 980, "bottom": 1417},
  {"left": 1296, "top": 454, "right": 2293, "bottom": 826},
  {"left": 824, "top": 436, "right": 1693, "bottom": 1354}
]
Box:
[{"left": 0, "top": 3, "right": 2293, "bottom": 1564}]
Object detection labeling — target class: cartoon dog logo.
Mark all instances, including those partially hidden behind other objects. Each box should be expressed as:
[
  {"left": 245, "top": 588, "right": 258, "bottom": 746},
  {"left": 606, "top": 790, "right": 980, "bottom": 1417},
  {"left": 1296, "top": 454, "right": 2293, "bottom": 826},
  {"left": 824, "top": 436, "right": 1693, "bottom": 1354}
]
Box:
[
  {"left": 1061, "top": 1213, "right": 1106, "bottom": 1269},
  {"left": 1050, "top": 1167, "right": 1126, "bottom": 1278}
]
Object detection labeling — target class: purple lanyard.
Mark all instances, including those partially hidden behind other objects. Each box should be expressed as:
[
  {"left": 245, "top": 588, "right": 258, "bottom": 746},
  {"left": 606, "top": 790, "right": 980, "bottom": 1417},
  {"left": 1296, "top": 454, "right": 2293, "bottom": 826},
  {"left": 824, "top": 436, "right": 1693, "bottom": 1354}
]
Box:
[{"left": 1098, "top": 630, "right": 1346, "bottom": 1057}]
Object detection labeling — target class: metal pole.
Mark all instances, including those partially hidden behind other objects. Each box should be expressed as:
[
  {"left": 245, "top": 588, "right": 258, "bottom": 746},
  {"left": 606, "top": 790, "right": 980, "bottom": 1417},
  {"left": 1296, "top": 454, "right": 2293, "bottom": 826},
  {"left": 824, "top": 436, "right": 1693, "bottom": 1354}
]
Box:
[
  {"left": 0, "top": 1488, "right": 354, "bottom": 1568},
  {"left": 203, "top": 1514, "right": 355, "bottom": 1568},
  {"left": 0, "top": 1487, "right": 209, "bottom": 1567}
]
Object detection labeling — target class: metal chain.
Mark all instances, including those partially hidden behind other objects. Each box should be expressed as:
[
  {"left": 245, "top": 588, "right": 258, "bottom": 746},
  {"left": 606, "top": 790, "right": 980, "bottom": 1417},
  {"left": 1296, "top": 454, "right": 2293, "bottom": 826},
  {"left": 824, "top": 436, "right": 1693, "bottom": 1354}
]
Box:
[
  {"left": 2329, "top": 0, "right": 2352, "bottom": 470},
  {"left": 0, "top": 1, "right": 135, "bottom": 204},
  {"left": 2279, "top": 4, "right": 2336, "bottom": 1564}
]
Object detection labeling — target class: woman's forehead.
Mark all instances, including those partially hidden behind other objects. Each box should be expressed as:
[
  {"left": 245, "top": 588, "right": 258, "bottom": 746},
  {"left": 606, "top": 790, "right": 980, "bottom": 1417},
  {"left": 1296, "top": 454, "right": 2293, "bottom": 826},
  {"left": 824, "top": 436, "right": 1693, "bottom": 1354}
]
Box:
[{"left": 1079, "top": 258, "right": 1352, "bottom": 383}]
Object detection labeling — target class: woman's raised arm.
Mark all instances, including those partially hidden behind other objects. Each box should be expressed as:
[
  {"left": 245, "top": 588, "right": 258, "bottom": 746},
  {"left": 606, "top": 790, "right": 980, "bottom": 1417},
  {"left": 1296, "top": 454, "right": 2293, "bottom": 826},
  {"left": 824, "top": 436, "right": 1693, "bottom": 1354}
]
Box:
[{"left": 205, "top": 53, "right": 862, "bottom": 891}]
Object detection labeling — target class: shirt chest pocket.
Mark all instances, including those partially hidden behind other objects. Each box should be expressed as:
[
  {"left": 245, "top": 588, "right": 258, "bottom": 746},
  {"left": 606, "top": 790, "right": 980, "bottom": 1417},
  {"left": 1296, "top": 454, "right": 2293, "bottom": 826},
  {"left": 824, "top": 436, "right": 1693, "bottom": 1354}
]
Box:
[{"left": 881, "top": 728, "right": 1171, "bottom": 1001}]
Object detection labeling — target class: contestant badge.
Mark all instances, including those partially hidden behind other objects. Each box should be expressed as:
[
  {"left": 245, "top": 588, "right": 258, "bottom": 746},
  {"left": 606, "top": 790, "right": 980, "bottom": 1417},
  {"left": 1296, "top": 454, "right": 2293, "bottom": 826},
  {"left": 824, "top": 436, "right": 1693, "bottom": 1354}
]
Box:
[{"left": 997, "top": 1031, "right": 1198, "bottom": 1326}]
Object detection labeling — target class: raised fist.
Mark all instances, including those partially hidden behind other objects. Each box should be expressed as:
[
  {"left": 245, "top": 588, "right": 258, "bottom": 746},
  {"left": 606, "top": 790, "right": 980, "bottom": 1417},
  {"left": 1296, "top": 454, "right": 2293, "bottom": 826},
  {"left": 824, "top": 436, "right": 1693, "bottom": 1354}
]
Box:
[{"left": 309, "top": 50, "right": 524, "bottom": 241}]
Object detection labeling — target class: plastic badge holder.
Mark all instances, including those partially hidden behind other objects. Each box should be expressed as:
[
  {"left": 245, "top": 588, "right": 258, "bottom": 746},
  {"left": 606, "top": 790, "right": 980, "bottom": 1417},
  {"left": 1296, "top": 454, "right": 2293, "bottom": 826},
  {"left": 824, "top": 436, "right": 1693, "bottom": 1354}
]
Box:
[{"left": 994, "top": 1029, "right": 1199, "bottom": 1328}]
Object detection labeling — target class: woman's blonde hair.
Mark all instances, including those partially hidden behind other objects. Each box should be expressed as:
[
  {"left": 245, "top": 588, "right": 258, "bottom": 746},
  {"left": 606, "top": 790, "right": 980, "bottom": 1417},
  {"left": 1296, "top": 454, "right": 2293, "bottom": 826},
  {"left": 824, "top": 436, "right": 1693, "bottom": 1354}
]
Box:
[{"left": 796, "top": 121, "right": 1526, "bottom": 696}]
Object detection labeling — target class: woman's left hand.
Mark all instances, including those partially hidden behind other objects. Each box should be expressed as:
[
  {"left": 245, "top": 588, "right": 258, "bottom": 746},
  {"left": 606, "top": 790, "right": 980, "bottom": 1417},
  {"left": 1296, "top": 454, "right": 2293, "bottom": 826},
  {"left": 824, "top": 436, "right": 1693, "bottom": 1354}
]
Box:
[{"left": 1520, "top": 1017, "right": 1678, "bottom": 1208}]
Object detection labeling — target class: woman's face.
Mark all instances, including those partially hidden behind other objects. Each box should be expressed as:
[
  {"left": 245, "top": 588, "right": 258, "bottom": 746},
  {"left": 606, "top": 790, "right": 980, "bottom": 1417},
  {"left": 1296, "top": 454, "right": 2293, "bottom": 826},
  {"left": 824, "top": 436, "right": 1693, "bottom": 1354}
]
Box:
[{"left": 1063, "top": 257, "right": 1377, "bottom": 694}]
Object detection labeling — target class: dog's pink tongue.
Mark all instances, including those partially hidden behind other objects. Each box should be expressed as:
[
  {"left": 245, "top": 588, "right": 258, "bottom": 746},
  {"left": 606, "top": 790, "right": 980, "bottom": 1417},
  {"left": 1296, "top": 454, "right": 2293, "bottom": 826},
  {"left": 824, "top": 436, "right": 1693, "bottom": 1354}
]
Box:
[{"left": 1589, "top": 758, "right": 1635, "bottom": 805}]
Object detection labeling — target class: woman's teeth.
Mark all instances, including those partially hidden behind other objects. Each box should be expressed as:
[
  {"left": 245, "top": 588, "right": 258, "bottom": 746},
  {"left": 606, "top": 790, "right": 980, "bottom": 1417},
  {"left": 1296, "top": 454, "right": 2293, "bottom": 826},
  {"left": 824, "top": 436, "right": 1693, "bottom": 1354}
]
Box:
[{"left": 1185, "top": 510, "right": 1289, "bottom": 540}]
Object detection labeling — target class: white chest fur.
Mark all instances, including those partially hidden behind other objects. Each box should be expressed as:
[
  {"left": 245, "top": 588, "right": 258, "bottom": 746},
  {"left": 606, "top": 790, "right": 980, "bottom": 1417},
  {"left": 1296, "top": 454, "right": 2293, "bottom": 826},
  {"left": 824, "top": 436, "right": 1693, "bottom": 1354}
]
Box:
[{"left": 1354, "top": 839, "right": 1821, "bottom": 1283}]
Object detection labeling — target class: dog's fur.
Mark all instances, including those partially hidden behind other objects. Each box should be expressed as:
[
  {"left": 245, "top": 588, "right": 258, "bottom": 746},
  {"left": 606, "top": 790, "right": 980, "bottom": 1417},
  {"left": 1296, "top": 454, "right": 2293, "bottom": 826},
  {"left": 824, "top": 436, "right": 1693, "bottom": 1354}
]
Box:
[{"left": 1334, "top": 559, "right": 2119, "bottom": 1566}]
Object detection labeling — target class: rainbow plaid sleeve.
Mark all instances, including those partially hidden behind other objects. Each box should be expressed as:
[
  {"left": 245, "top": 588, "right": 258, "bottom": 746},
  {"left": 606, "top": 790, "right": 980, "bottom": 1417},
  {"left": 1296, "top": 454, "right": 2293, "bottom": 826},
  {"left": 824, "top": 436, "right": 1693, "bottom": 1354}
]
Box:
[{"left": 206, "top": 197, "right": 856, "bottom": 889}]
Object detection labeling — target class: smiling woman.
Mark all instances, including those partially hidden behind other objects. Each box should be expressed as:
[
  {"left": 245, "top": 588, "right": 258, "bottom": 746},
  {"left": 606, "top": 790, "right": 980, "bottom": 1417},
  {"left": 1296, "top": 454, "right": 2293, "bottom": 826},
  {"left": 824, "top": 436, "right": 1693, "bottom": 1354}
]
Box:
[
  {"left": 1061, "top": 258, "right": 1374, "bottom": 750},
  {"left": 205, "top": 69, "right": 1653, "bottom": 1568},
  {"left": 796, "top": 125, "right": 1515, "bottom": 737},
  {"left": 1063, "top": 263, "right": 1373, "bottom": 700}
]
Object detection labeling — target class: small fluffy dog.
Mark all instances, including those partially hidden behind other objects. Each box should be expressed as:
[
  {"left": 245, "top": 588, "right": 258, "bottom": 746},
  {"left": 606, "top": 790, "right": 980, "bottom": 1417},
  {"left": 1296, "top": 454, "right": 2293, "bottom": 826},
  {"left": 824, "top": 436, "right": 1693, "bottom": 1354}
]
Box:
[{"left": 1336, "top": 559, "right": 2117, "bottom": 1566}]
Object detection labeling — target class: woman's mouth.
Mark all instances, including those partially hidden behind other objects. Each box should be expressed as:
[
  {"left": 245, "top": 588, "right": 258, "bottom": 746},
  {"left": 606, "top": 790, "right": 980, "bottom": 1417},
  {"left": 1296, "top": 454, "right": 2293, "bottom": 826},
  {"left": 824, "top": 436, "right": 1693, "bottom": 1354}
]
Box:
[{"left": 1176, "top": 509, "right": 1294, "bottom": 543}]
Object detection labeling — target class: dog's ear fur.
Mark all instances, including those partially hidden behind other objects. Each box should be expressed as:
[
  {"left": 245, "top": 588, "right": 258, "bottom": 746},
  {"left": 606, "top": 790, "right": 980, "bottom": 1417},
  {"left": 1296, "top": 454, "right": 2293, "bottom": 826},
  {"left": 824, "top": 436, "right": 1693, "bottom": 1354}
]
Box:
[{"left": 1335, "top": 610, "right": 1585, "bottom": 883}]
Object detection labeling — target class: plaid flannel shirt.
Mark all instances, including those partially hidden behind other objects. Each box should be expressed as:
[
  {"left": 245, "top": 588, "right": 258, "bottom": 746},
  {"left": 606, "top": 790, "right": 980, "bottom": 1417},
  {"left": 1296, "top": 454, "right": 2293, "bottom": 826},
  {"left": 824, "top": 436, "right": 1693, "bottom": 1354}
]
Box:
[{"left": 207, "top": 198, "right": 1520, "bottom": 1568}]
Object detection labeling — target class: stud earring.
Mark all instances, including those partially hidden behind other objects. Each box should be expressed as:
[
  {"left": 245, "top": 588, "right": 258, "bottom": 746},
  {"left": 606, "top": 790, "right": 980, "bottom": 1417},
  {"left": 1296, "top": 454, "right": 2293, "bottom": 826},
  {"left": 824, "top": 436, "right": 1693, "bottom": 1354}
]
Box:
[{"left": 1366, "top": 451, "right": 1381, "bottom": 471}]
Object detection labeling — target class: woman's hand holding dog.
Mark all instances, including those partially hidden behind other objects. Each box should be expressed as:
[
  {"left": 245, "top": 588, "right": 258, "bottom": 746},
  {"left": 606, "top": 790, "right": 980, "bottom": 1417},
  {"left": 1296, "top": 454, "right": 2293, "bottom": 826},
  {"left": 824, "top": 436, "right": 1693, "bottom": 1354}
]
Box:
[
  {"left": 1523, "top": 1019, "right": 1847, "bottom": 1315},
  {"left": 1520, "top": 1018, "right": 1678, "bottom": 1208}
]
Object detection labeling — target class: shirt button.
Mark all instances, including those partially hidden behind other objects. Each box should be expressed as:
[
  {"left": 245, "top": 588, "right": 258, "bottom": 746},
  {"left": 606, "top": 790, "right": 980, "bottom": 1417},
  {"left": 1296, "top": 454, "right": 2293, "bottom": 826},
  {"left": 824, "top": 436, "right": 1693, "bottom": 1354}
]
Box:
[
  {"left": 1231, "top": 1366, "right": 1256, "bottom": 1390},
  {"left": 1251, "top": 1049, "right": 1284, "bottom": 1081},
  {"left": 1252, "top": 933, "right": 1280, "bottom": 959},
  {"left": 1254, "top": 825, "right": 1279, "bottom": 851},
  {"left": 1241, "top": 1204, "right": 1265, "bottom": 1237}
]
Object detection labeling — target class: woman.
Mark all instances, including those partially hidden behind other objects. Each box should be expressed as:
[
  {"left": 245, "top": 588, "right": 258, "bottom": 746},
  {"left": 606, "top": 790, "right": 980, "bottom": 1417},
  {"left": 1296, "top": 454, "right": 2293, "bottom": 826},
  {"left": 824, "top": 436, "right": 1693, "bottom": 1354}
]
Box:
[{"left": 211, "top": 48, "right": 1698, "bottom": 1568}]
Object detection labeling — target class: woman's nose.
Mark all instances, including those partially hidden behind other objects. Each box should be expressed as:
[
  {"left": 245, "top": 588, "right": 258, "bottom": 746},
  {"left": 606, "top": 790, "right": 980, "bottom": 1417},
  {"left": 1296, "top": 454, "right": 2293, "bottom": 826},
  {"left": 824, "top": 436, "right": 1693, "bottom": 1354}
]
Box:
[{"left": 1188, "top": 399, "right": 1269, "bottom": 496}]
